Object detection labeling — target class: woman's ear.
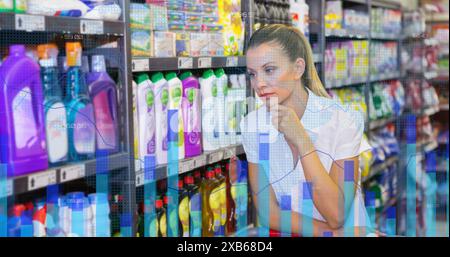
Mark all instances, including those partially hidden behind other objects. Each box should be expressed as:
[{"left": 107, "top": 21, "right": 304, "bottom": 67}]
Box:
[{"left": 294, "top": 58, "right": 306, "bottom": 80}]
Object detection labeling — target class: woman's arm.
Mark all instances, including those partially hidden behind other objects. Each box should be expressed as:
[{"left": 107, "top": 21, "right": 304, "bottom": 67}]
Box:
[
  {"left": 295, "top": 126, "right": 359, "bottom": 229},
  {"left": 248, "top": 162, "right": 342, "bottom": 236},
  {"left": 270, "top": 104, "right": 360, "bottom": 229}
]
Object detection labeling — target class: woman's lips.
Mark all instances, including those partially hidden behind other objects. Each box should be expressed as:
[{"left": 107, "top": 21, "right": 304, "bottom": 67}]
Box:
[{"left": 260, "top": 93, "right": 276, "bottom": 98}]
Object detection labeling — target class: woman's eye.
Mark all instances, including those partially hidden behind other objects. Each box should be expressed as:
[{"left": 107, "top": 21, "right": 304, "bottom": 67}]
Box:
[
  {"left": 265, "top": 67, "right": 276, "bottom": 74},
  {"left": 248, "top": 72, "right": 256, "bottom": 78}
]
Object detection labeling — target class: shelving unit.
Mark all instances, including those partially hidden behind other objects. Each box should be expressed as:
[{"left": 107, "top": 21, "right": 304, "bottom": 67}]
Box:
[
  {"left": 135, "top": 145, "right": 245, "bottom": 187},
  {"left": 0, "top": 0, "right": 137, "bottom": 237},
  {"left": 1, "top": 0, "right": 446, "bottom": 238}
]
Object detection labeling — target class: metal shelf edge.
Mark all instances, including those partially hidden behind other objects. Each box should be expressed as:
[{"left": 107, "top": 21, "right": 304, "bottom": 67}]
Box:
[
  {"left": 7, "top": 153, "right": 130, "bottom": 196},
  {"left": 135, "top": 145, "right": 245, "bottom": 186},
  {"left": 0, "top": 13, "right": 124, "bottom": 35}
]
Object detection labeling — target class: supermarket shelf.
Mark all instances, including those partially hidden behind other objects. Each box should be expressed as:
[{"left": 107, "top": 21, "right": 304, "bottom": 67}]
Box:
[
  {"left": 131, "top": 56, "right": 246, "bottom": 72},
  {"left": 5, "top": 153, "right": 129, "bottom": 197},
  {"left": 370, "top": 71, "right": 400, "bottom": 82},
  {"left": 424, "top": 70, "right": 439, "bottom": 80},
  {"left": 370, "top": 116, "right": 397, "bottom": 130},
  {"left": 423, "top": 105, "right": 440, "bottom": 116},
  {"left": 135, "top": 145, "right": 245, "bottom": 186},
  {"left": 371, "top": 32, "right": 399, "bottom": 40},
  {"left": 439, "top": 104, "right": 449, "bottom": 111},
  {"left": 362, "top": 156, "right": 399, "bottom": 183},
  {"left": 426, "top": 13, "right": 449, "bottom": 23},
  {"left": 424, "top": 38, "right": 440, "bottom": 46},
  {"left": 0, "top": 12, "right": 124, "bottom": 35},
  {"left": 325, "top": 77, "right": 367, "bottom": 89},
  {"left": 325, "top": 28, "right": 369, "bottom": 39},
  {"left": 343, "top": 0, "right": 368, "bottom": 5},
  {"left": 371, "top": 0, "right": 401, "bottom": 9},
  {"left": 401, "top": 33, "right": 426, "bottom": 41},
  {"left": 229, "top": 224, "right": 256, "bottom": 237}
]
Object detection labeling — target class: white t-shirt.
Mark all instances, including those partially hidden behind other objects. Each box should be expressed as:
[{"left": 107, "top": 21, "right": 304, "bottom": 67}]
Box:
[{"left": 240, "top": 88, "right": 372, "bottom": 227}]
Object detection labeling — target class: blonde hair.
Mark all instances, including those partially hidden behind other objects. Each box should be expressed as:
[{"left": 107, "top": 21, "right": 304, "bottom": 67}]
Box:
[{"left": 247, "top": 24, "right": 330, "bottom": 98}]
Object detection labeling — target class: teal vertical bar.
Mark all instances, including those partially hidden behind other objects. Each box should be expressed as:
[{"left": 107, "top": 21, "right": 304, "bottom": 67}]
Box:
[
  {"left": 96, "top": 150, "right": 109, "bottom": 237},
  {"left": 280, "top": 195, "right": 291, "bottom": 237},
  {"left": 446, "top": 142, "right": 449, "bottom": 237},
  {"left": 257, "top": 133, "right": 270, "bottom": 237},
  {"left": 344, "top": 161, "right": 355, "bottom": 237},
  {"left": 386, "top": 207, "right": 396, "bottom": 236},
  {"left": 406, "top": 115, "right": 417, "bottom": 237},
  {"left": 0, "top": 164, "right": 7, "bottom": 237},
  {"left": 425, "top": 152, "right": 436, "bottom": 237},
  {"left": 120, "top": 213, "right": 133, "bottom": 237},
  {"left": 235, "top": 159, "right": 248, "bottom": 237},
  {"left": 46, "top": 185, "right": 60, "bottom": 237},
  {"left": 167, "top": 109, "right": 179, "bottom": 237},
  {"left": 365, "top": 191, "right": 376, "bottom": 234},
  {"left": 144, "top": 155, "right": 157, "bottom": 237},
  {"left": 302, "top": 182, "right": 313, "bottom": 237}
]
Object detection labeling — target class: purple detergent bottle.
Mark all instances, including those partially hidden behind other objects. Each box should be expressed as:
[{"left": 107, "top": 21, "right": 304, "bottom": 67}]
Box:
[
  {"left": 87, "top": 55, "right": 119, "bottom": 154},
  {"left": 180, "top": 72, "right": 202, "bottom": 158},
  {"left": 0, "top": 44, "right": 48, "bottom": 177}
]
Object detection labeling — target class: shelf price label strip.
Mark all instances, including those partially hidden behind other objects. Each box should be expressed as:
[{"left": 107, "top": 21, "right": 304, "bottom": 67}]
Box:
[
  {"left": 80, "top": 20, "right": 104, "bottom": 35},
  {"left": 59, "top": 164, "right": 86, "bottom": 183},
  {"left": 28, "top": 170, "right": 57, "bottom": 191},
  {"left": 15, "top": 14, "right": 45, "bottom": 32}
]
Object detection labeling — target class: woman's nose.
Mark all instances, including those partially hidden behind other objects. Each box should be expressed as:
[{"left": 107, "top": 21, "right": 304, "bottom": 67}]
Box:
[{"left": 255, "top": 76, "right": 268, "bottom": 90}]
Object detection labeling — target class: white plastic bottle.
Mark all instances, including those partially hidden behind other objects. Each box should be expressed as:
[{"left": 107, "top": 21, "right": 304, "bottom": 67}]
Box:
[
  {"left": 165, "top": 72, "right": 185, "bottom": 160},
  {"left": 290, "top": 0, "right": 309, "bottom": 40},
  {"left": 300, "top": 0, "right": 310, "bottom": 40},
  {"left": 228, "top": 75, "right": 240, "bottom": 146},
  {"left": 200, "top": 69, "right": 219, "bottom": 151},
  {"left": 236, "top": 74, "right": 248, "bottom": 145},
  {"left": 136, "top": 74, "right": 156, "bottom": 161},
  {"left": 132, "top": 80, "right": 140, "bottom": 166},
  {"left": 151, "top": 72, "right": 169, "bottom": 165},
  {"left": 215, "top": 68, "right": 229, "bottom": 148},
  {"left": 88, "top": 193, "right": 111, "bottom": 237}
]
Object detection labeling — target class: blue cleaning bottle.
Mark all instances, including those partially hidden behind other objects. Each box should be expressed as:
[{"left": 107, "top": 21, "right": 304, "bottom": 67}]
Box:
[
  {"left": 38, "top": 44, "right": 69, "bottom": 165},
  {"left": 64, "top": 42, "right": 96, "bottom": 161}
]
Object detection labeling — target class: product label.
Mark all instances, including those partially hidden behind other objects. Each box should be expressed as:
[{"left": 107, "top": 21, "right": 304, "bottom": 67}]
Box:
[
  {"left": 15, "top": 0, "right": 26, "bottom": 12},
  {"left": 179, "top": 196, "right": 190, "bottom": 237},
  {"left": 185, "top": 88, "right": 201, "bottom": 146},
  {"left": 46, "top": 102, "right": 68, "bottom": 163},
  {"left": 93, "top": 91, "right": 117, "bottom": 151},
  {"left": 146, "top": 90, "right": 156, "bottom": 155},
  {"left": 0, "top": 0, "right": 13, "bottom": 9},
  {"left": 12, "top": 87, "right": 41, "bottom": 157},
  {"left": 189, "top": 192, "right": 202, "bottom": 236},
  {"left": 159, "top": 213, "right": 167, "bottom": 237},
  {"left": 73, "top": 104, "right": 96, "bottom": 154},
  {"left": 218, "top": 182, "right": 227, "bottom": 226},
  {"left": 209, "top": 187, "right": 222, "bottom": 234},
  {"left": 149, "top": 214, "right": 159, "bottom": 237},
  {"left": 168, "top": 207, "right": 179, "bottom": 236},
  {"left": 160, "top": 88, "right": 169, "bottom": 151}
]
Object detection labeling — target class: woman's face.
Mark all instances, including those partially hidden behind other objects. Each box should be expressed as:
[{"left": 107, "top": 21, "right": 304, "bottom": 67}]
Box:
[{"left": 246, "top": 42, "right": 303, "bottom": 105}]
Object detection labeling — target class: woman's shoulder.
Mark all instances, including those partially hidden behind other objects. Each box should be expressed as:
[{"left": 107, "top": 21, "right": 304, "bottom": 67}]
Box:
[{"left": 306, "top": 93, "right": 365, "bottom": 133}]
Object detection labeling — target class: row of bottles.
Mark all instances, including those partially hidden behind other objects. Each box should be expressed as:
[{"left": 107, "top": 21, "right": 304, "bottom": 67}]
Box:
[
  {"left": 7, "top": 191, "right": 110, "bottom": 237},
  {"left": 0, "top": 42, "right": 119, "bottom": 177},
  {"left": 253, "top": 0, "right": 292, "bottom": 28},
  {"left": 137, "top": 157, "right": 249, "bottom": 237},
  {"left": 132, "top": 69, "right": 247, "bottom": 166},
  {"left": 253, "top": 0, "right": 310, "bottom": 40}
]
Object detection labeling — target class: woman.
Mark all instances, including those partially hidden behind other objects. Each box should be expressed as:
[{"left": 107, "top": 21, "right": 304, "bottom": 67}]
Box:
[{"left": 241, "top": 24, "right": 374, "bottom": 237}]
